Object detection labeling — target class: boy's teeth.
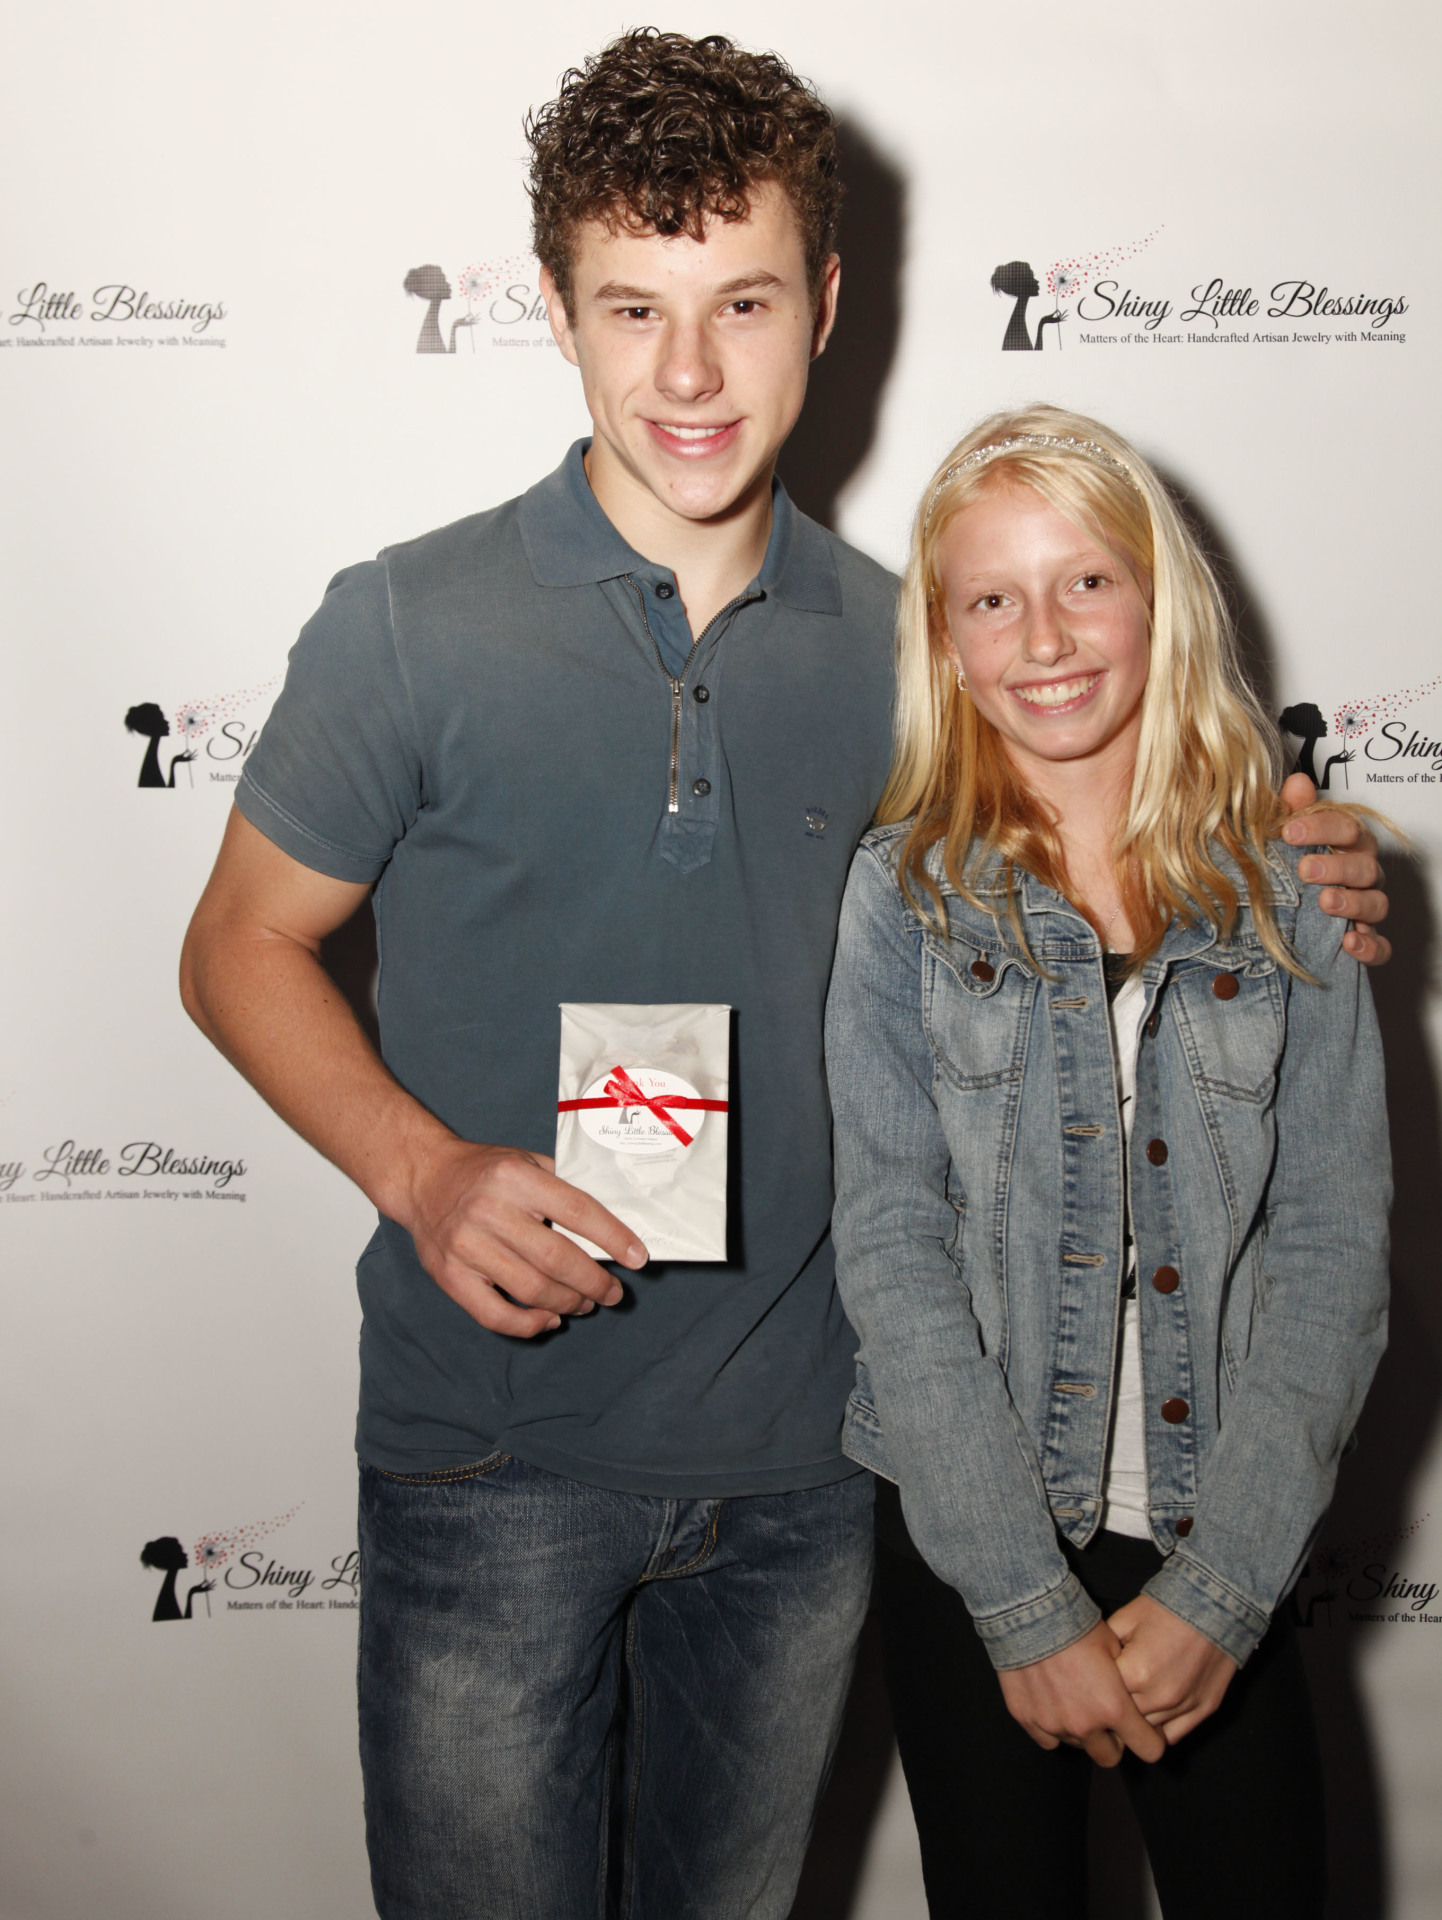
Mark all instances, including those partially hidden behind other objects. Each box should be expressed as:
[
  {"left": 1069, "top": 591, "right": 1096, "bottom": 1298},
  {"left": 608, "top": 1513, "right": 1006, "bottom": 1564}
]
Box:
[
  {"left": 669, "top": 424, "right": 726, "bottom": 439},
  {"left": 1015, "top": 674, "right": 1099, "bottom": 708}
]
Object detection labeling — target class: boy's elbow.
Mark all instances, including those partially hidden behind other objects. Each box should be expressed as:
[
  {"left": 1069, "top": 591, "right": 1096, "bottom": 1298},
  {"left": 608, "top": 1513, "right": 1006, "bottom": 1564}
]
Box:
[{"left": 178, "top": 913, "right": 217, "bottom": 1038}]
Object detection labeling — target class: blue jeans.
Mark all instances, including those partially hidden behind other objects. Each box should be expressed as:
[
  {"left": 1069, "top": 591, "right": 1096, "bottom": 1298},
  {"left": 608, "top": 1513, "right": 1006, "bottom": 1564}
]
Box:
[{"left": 358, "top": 1453, "right": 874, "bottom": 1919}]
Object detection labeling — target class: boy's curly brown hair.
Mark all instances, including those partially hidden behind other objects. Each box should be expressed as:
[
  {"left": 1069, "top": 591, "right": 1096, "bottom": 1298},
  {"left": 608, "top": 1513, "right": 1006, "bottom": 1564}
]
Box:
[{"left": 526, "top": 29, "right": 841, "bottom": 312}]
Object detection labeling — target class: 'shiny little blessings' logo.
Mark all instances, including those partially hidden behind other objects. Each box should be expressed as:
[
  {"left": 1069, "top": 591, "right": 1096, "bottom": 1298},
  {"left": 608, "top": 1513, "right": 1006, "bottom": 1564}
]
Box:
[{"left": 576, "top": 1068, "right": 708, "bottom": 1156}]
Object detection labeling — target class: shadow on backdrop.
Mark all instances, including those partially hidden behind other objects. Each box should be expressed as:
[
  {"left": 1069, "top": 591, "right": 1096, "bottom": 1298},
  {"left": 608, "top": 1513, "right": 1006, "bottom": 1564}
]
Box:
[
  {"left": 780, "top": 120, "right": 905, "bottom": 531},
  {"left": 1145, "top": 471, "right": 1442, "bottom": 1919},
  {"left": 787, "top": 111, "right": 909, "bottom": 1920},
  {"left": 1299, "top": 854, "right": 1441, "bottom": 1920}
]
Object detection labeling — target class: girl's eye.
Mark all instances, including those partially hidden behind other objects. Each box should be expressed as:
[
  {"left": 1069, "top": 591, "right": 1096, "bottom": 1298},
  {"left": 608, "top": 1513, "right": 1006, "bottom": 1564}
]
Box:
[
  {"left": 1078, "top": 573, "right": 1106, "bottom": 591},
  {"left": 975, "top": 592, "right": 1006, "bottom": 611}
]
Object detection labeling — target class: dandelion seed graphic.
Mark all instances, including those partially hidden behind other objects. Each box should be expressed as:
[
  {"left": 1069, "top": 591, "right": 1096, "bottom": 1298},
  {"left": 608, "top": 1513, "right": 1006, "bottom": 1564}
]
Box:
[
  {"left": 1334, "top": 674, "right": 1442, "bottom": 750},
  {"left": 452, "top": 255, "right": 545, "bottom": 351},
  {"left": 170, "top": 676, "right": 282, "bottom": 782},
  {"left": 1312, "top": 1544, "right": 1359, "bottom": 1582},
  {"left": 1044, "top": 228, "right": 1164, "bottom": 309},
  {"left": 170, "top": 705, "right": 208, "bottom": 787},
  {"left": 1309, "top": 1514, "right": 1431, "bottom": 1597},
  {"left": 191, "top": 1504, "right": 302, "bottom": 1616}
]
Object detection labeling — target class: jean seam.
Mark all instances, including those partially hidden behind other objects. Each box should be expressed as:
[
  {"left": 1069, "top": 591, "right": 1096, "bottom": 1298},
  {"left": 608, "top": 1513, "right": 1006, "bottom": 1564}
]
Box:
[
  {"left": 619, "top": 1606, "right": 645, "bottom": 1920},
  {"left": 639, "top": 1500, "right": 722, "bottom": 1582},
  {"left": 370, "top": 1452, "right": 510, "bottom": 1485}
]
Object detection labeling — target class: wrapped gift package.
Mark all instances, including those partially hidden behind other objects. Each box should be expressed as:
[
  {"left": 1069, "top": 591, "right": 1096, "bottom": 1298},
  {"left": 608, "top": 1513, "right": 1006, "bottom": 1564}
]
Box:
[{"left": 554, "top": 1002, "right": 731, "bottom": 1263}]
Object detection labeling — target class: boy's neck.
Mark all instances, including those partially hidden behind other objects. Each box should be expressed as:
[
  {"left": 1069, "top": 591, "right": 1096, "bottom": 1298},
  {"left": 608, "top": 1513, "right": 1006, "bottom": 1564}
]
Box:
[{"left": 584, "top": 439, "right": 776, "bottom": 638}]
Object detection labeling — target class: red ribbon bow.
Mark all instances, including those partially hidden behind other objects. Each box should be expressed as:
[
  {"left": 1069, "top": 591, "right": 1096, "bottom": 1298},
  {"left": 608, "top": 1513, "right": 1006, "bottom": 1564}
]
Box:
[{"left": 558, "top": 1064, "right": 728, "bottom": 1149}]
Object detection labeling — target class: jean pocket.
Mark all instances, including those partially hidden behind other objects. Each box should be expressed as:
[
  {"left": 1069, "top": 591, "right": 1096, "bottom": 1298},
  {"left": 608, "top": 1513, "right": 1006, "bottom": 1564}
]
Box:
[{"left": 370, "top": 1450, "right": 511, "bottom": 1486}]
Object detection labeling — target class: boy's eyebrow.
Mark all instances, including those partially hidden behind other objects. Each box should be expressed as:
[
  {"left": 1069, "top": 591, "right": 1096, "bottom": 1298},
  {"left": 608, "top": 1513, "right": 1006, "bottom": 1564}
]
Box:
[{"left": 590, "top": 270, "right": 789, "bottom": 304}]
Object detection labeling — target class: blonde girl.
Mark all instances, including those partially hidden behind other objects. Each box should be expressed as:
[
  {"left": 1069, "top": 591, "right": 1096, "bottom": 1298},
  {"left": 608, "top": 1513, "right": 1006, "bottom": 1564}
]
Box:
[{"left": 825, "top": 405, "right": 1391, "bottom": 1918}]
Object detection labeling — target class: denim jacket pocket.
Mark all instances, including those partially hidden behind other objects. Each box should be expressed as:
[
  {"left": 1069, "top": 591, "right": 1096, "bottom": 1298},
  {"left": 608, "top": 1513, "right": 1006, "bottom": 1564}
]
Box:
[
  {"left": 1169, "top": 949, "right": 1284, "bottom": 1103},
  {"left": 922, "top": 930, "right": 1035, "bottom": 1092}
]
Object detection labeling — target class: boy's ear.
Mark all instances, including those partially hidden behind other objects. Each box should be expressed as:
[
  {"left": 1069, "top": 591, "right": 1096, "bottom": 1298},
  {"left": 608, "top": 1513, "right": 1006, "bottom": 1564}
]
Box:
[
  {"left": 538, "top": 266, "right": 579, "bottom": 367},
  {"left": 810, "top": 253, "right": 841, "bottom": 361}
]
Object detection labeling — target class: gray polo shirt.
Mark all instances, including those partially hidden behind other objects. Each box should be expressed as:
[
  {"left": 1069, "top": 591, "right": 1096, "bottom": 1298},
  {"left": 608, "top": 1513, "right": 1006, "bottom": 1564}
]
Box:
[{"left": 238, "top": 442, "right": 897, "bottom": 1494}]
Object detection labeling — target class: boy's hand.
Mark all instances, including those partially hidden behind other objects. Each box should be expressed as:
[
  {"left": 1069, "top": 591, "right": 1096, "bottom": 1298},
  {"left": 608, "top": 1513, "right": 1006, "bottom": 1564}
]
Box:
[
  {"left": 1108, "top": 1593, "right": 1237, "bottom": 1745},
  {"left": 1280, "top": 772, "right": 1390, "bottom": 965}
]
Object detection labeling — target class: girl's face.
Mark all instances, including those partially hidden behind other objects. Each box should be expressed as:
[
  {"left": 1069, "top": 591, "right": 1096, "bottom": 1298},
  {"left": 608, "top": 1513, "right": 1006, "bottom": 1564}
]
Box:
[{"left": 936, "top": 483, "right": 1152, "bottom": 788}]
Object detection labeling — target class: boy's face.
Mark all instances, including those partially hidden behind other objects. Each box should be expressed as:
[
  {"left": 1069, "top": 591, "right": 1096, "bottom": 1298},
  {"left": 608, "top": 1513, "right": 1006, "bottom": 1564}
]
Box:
[{"left": 541, "top": 183, "right": 838, "bottom": 534}]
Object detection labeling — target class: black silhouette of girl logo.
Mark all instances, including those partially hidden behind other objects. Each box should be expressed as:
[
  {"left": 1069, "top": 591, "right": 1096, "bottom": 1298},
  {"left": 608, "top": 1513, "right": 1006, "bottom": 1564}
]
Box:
[
  {"left": 992, "top": 261, "right": 1065, "bottom": 352},
  {"left": 125, "top": 703, "right": 194, "bottom": 788},
  {"left": 1279, "top": 702, "right": 1353, "bottom": 791},
  {"left": 140, "top": 1537, "right": 215, "bottom": 1621},
  {"left": 404, "top": 264, "right": 477, "bottom": 355}
]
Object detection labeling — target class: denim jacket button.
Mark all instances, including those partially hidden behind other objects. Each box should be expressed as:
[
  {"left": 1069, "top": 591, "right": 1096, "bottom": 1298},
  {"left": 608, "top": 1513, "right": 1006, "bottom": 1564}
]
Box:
[
  {"left": 970, "top": 959, "right": 995, "bottom": 982},
  {"left": 1175, "top": 1516, "right": 1195, "bottom": 1536},
  {"left": 1152, "top": 1265, "right": 1180, "bottom": 1293},
  {"left": 1146, "top": 1138, "right": 1169, "bottom": 1166},
  {"left": 1161, "top": 1397, "right": 1190, "bottom": 1424},
  {"left": 1212, "top": 972, "right": 1240, "bottom": 1000}
]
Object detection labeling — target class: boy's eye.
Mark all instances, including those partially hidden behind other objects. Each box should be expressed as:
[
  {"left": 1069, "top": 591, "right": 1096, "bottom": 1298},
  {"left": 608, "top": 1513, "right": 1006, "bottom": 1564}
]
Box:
[
  {"left": 622, "top": 306, "right": 653, "bottom": 320},
  {"left": 732, "top": 300, "right": 758, "bottom": 315}
]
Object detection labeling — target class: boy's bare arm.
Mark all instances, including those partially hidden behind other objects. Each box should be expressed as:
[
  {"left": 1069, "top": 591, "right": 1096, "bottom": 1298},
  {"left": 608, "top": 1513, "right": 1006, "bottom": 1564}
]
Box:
[{"left": 180, "top": 807, "right": 646, "bottom": 1336}]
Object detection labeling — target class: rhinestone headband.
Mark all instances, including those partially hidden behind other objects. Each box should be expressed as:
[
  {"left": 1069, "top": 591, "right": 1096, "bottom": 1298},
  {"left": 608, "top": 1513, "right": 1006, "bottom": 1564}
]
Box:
[{"left": 924, "top": 433, "right": 1141, "bottom": 526}]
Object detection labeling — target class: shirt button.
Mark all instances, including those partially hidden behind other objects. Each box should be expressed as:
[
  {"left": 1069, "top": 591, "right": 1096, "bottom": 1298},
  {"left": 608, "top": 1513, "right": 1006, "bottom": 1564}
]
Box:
[
  {"left": 1151, "top": 1265, "right": 1180, "bottom": 1294},
  {"left": 1161, "top": 1397, "right": 1189, "bottom": 1424},
  {"left": 692, "top": 778, "right": 711, "bottom": 797},
  {"left": 970, "top": 959, "right": 995, "bottom": 982},
  {"left": 1175, "top": 1516, "right": 1194, "bottom": 1537},
  {"left": 693, "top": 684, "right": 710, "bottom": 703},
  {"left": 1212, "top": 972, "right": 1240, "bottom": 1000},
  {"left": 655, "top": 582, "right": 675, "bottom": 600},
  {"left": 1146, "top": 1138, "right": 1169, "bottom": 1166}
]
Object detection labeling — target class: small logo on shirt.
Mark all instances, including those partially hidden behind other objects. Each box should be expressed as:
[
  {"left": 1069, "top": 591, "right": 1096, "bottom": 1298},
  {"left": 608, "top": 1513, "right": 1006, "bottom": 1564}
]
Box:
[{"left": 805, "top": 807, "right": 828, "bottom": 838}]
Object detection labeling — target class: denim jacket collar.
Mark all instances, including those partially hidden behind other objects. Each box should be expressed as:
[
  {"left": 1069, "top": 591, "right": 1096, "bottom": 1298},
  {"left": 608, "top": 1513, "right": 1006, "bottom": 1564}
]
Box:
[{"left": 928, "top": 840, "right": 1297, "bottom": 971}]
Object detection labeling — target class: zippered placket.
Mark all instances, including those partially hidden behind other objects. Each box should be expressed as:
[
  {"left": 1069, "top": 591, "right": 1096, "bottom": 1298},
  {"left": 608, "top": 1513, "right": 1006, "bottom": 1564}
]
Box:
[{"left": 625, "top": 577, "right": 760, "bottom": 812}]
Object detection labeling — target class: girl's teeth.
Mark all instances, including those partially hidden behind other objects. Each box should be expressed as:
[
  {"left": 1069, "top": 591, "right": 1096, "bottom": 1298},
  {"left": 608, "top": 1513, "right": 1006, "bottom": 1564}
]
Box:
[{"left": 1016, "top": 675, "right": 1098, "bottom": 708}]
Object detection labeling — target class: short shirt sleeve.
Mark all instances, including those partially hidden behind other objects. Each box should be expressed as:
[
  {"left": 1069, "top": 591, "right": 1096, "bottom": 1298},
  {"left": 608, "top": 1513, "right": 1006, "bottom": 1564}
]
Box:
[{"left": 237, "top": 558, "right": 421, "bottom": 882}]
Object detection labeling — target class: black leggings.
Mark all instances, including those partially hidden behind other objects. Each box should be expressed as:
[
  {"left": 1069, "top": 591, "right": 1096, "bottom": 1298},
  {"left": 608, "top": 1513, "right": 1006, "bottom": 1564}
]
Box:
[{"left": 875, "top": 1499, "right": 1326, "bottom": 1919}]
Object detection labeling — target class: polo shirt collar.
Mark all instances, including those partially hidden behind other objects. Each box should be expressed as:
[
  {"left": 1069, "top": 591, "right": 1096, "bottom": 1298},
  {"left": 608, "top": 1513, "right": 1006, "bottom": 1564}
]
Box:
[{"left": 518, "top": 439, "right": 841, "bottom": 614}]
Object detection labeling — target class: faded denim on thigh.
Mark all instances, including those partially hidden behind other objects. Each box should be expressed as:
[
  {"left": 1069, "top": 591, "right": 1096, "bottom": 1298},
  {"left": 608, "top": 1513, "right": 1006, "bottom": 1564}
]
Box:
[{"left": 358, "top": 1453, "right": 873, "bottom": 1920}]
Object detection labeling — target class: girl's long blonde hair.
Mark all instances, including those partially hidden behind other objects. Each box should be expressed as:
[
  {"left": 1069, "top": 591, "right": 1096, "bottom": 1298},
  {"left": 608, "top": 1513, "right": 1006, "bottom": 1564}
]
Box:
[{"left": 878, "top": 404, "right": 1311, "bottom": 970}]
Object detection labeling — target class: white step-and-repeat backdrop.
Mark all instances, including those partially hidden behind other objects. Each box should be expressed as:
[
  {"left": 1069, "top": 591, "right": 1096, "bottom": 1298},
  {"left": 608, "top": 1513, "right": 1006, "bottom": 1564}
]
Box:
[{"left": 3, "top": 3, "right": 1437, "bottom": 1915}]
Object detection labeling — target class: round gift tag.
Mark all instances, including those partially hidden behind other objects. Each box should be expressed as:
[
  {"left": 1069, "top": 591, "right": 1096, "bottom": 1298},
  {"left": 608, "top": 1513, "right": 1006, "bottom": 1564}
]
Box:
[{"left": 577, "top": 1068, "right": 706, "bottom": 1156}]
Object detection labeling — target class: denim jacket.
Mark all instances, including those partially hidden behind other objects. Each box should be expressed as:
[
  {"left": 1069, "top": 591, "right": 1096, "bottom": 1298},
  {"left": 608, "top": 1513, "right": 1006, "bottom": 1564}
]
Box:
[{"left": 825, "top": 825, "right": 1390, "bottom": 1670}]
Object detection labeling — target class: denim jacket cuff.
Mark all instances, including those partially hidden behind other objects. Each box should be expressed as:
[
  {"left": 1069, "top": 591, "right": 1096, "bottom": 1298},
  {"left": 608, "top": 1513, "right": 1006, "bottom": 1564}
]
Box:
[
  {"left": 1144, "top": 1553, "right": 1270, "bottom": 1667},
  {"left": 973, "top": 1570, "right": 1102, "bottom": 1672}
]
